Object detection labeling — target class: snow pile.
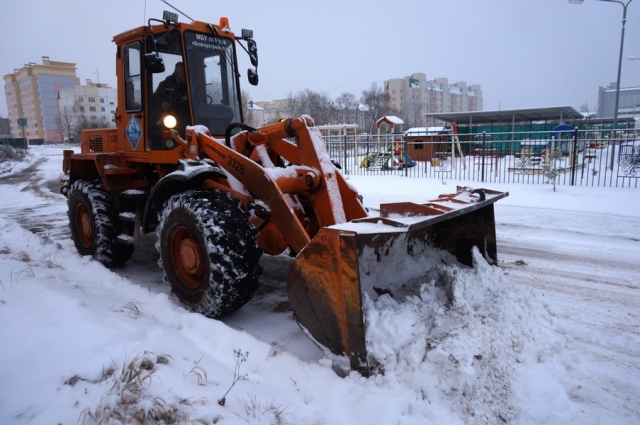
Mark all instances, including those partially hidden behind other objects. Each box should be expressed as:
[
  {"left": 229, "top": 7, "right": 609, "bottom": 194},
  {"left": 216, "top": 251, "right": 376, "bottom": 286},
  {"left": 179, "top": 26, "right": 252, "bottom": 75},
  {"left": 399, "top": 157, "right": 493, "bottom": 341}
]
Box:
[
  {"left": 363, "top": 247, "right": 575, "bottom": 424},
  {"left": 0, "top": 146, "right": 33, "bottom": 175}
]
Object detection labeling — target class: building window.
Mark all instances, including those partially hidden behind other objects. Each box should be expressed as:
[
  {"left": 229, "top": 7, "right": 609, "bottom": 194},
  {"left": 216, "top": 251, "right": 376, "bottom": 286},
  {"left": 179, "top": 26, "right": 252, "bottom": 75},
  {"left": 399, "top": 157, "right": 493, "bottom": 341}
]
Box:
[
  {"left": 78, "top": 96, "right": 84, "bottom": 102},
  {"left": 100, "top": 98, "right": 104, "bottom": 103},
  {"left": 89, "top": 97, "right": 96, "bottom": 102},
  {"left": 100, "top": 107, "right": 105, "bottom": 112},
  {"left": 79, "top": 106, "right": 85, "bottom": 112},
  {"left": 89, "top": 106, "right": 96, "bottom": 112}
]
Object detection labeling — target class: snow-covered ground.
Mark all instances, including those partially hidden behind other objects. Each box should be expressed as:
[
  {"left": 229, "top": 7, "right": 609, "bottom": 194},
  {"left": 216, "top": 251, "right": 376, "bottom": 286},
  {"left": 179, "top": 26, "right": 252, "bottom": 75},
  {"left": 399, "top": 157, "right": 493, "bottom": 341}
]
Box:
[{"left": 0, "top": 145, "right": 638, "bottom": 424}]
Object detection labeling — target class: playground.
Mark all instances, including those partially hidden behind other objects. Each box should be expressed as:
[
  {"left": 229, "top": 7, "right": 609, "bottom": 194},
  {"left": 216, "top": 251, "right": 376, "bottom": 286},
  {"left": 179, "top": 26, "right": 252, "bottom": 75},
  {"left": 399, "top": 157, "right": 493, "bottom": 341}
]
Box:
[
  {"left": 358, "top": 116, "right": 416, "bottom": 170},
  {"left": 321, "top": 122, "right": 639, "bottom": 188}
]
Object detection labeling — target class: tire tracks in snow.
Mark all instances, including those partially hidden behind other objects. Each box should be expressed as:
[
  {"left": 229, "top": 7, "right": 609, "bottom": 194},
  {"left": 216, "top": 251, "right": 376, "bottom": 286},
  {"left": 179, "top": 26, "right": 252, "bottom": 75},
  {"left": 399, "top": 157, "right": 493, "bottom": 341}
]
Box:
[{"left": 497, "top": 232, "right": 640, "bottom": 388}]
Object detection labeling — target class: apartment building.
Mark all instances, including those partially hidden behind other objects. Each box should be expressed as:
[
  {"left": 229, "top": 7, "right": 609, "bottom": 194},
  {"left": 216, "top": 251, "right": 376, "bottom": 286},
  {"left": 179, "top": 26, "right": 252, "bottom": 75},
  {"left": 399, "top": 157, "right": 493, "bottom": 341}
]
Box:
[
  {"left": 58, "top": 80, "right": 117, "bottom": 139},
  {"left": 254, "top": 99, "right": 295, "bottom": 124},
  {"left": 3, "top": 57, "right": 79, "bottom": 143},
  {"left": 385, "top": 73, "right": 483, "bottom": 127}
]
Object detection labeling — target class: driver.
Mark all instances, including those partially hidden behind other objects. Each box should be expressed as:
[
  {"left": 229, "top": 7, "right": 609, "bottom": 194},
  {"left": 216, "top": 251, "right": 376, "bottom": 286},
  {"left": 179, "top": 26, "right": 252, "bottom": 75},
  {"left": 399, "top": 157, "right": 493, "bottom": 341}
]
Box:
[{"left": 153, "top": 62, "right": 190, "bottom": 132}]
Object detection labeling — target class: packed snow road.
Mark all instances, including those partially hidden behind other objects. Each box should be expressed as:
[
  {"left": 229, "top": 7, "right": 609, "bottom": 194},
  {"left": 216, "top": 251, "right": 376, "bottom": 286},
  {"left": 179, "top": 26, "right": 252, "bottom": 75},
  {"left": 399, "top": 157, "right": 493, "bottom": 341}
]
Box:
[{"left": 496, "top": 206, "right": 640, "bottom": 420}]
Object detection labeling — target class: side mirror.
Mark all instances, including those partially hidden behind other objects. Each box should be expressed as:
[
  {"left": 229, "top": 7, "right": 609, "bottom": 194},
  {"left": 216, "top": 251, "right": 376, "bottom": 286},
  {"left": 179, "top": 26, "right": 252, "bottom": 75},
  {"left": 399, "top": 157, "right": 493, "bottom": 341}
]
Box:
[
  {"left": 247, "top": 39, "right": 258, "bottom": 67},
  {"left": 144, "top": 53, "right": 165, "bottom": 73},
  {"left": 248, "top": 68, "right": 259, "bottom": 86}
]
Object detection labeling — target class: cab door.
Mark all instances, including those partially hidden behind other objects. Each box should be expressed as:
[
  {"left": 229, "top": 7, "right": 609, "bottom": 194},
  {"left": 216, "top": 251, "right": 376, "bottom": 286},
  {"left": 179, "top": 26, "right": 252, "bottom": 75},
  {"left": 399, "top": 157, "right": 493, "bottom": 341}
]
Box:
[{"left": 119, "top": 41, "right": 145, "bottom": 153}]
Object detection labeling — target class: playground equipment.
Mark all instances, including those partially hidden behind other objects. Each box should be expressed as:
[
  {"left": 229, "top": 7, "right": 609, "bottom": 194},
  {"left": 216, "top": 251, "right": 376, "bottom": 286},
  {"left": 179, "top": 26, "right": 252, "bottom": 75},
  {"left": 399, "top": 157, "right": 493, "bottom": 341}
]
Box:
[
  {"left": 360, "top": 137, "right": 416, "bottom": 170},
  {"left": 360, "top": 116, "right": 415, "bottom": 170}
]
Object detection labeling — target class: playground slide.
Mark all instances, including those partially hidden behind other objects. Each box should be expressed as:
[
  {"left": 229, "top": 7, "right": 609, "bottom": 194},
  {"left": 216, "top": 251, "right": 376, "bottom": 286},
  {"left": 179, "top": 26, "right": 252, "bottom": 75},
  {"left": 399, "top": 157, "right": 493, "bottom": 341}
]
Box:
[{"left": 402, "top": 151, "right": 416, "bottom": 167}]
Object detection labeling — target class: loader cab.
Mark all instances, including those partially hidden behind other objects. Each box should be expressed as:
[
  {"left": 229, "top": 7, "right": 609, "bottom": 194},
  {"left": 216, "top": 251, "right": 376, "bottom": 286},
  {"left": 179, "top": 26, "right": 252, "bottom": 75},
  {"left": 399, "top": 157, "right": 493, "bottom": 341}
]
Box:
[
  {"left": 114, "top": 15, "right": 256, "bottom": 155},
  {"left": 145, "top": 27, "right": 242, "bottom": 149}
]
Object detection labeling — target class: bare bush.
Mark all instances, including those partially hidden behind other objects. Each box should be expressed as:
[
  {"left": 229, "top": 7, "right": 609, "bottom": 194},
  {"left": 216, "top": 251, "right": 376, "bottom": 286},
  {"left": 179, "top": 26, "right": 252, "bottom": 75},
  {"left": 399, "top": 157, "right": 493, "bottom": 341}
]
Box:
[
  {"left": 78, "top": 352, "right": 205, "bottom": 424},
  {"left": 0, "top": 144, "right": 28, "bottom": 163}
]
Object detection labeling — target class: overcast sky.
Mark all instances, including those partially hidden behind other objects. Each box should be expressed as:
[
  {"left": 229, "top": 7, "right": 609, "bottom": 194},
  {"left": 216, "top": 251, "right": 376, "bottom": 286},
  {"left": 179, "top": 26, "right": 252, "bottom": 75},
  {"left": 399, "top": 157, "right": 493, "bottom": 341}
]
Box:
[{"left": 2, "top": 0, "right": 639, "bottom": 118}]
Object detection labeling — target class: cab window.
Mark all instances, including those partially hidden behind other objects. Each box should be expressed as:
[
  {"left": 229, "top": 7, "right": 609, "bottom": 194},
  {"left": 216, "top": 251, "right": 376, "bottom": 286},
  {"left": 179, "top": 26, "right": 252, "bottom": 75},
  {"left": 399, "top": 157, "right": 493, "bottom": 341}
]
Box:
[{"left": 124, "top": 43, "right": 142, "bottom": 112}]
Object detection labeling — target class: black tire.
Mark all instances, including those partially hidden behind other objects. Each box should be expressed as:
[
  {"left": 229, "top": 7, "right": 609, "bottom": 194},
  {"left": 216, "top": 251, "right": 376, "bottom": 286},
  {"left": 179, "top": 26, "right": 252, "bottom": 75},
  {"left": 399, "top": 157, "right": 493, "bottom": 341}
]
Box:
[
  {"left": 67, "top": 179, "right": 134, "bottom": 267},
  {"left": 156, "top": 189, "right": 263, "bottom": 317}
]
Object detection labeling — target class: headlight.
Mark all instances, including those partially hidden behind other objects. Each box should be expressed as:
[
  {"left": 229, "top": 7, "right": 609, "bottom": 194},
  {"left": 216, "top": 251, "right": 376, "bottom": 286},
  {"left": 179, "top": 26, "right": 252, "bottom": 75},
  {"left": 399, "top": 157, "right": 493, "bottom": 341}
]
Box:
[{"left": 163, "top": 115, "right": 177, "bottom": 129}]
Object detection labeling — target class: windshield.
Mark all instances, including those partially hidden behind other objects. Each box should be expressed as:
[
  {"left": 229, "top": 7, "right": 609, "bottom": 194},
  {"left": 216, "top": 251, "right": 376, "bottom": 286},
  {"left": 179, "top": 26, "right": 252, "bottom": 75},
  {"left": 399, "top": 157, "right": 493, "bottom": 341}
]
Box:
[{"left": 184, "top": 31, "right": 241, "bottom": 136}]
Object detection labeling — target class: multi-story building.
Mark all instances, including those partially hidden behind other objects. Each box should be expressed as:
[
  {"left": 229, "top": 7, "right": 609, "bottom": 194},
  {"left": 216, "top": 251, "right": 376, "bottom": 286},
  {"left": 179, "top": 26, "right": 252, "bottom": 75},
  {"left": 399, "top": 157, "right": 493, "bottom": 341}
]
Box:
[
  {"left": 58, "top": 80, "right": 117, "bottom": 141},
  {"left": 255, "top": 99, "right": 292, "bottom": 124},
  {"left": 385, "top": 73, "right": 483, "bottom": 127},
  {"left": 597, "top": 83, "right": 640, "bottom": 120},
  {"left": 245, "top": 102, "right": 264, "bottom": 128},
  {"left": 3, "top": 57, "right": 79, "bottom": 143}
]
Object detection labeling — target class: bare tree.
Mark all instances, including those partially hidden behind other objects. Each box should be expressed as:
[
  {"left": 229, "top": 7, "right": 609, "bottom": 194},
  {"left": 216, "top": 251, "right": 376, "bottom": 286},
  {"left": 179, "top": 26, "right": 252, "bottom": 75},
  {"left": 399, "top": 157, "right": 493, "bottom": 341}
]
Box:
[
  {"left": 295, "top": 89, "right": 332, "bottom": 124},
  {"left": 360, "top": 82, "right": 392, "bottom": 133},
  {"left": 297, "top": 89, "right": 319, "bottom": 119},
  {"left": 56, "top": 105, "right": 77, "bottom": 143},
  {"left": 56, "top": 101, "right": 104, "bottom": 143},
  {"left": 240, "top": 89, "right": 258, "bottom": 127},
  {"left": 334, "top": 92, "right": 358, "bottom": 124},
  {"left": 99, "top": 117, "right": 112, "bottom": 128},
  {"left": 409, "top": 85, "right": 425, "bottom": 128},
  {"left": 335, "top": 92, "right": 357, "bottom": 110},
  {"left": 75, "top": 115, "right": 96, "bottom": 142},
  {"left": 284, "top": 92, "right": 300, "bottom": 119},
  {"left": 316, "top": 92, "right": 333, "bottom": 125},
  {"left": 580, "top": 101, "right": 597, "bottom": 119},
  {"left": 251, "top": 87, "right": 367, "bottom": 131}
]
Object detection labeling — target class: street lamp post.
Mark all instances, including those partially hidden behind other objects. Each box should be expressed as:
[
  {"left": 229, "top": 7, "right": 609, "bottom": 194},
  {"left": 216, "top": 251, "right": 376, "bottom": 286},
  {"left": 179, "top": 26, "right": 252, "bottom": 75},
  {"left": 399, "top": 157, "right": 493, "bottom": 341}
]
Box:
[{"left": 570, "top": 0, "right": 633, "bottom": 170}]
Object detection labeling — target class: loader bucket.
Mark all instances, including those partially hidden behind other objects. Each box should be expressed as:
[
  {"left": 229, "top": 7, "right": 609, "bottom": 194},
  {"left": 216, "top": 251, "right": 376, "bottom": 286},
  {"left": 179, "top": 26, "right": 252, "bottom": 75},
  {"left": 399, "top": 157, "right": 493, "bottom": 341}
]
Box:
[{"left": 287, "top": 187, "right": 508, "bottom": 374}]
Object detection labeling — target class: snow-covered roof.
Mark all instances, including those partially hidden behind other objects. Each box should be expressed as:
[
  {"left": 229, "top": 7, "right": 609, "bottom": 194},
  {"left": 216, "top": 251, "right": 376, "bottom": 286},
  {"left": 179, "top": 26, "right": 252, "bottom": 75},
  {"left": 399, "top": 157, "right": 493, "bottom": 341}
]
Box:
[
  {"left": 317, "top": 124, "right": 359, "bottom": 130},
  {"left": 404, "top": 126, "right": 450, "bottom": 136},
  {"left": 376, "top": 116, "right": 404, "bottom": 128}
]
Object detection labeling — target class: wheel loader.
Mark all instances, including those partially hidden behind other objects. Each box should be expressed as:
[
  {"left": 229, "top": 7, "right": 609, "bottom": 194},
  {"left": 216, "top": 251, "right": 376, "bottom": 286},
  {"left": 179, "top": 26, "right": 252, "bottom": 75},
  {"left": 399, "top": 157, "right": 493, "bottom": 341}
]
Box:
[{"left": 61, "top": 11, "right": 508, "bottom": 374}]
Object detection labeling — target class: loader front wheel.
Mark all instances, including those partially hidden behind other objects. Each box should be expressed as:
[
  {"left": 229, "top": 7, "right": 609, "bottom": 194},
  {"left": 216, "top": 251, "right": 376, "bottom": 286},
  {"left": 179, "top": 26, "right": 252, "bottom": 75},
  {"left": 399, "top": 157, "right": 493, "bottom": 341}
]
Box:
[
  {"left": 157, "top": 190, "right": 262, "bottom": 318},
  {"left": 67, "top": 179, "right": 134, "bottom": 267}
]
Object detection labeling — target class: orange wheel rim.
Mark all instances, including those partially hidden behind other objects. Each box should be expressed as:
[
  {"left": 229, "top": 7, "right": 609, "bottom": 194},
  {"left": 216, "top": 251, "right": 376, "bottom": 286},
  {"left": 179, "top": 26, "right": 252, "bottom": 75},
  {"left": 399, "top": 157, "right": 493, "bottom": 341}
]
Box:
[
  {"left": 75, "top": 203, "right": 93, "bottom": 248},
  {"left": 170, "top": 225, "right": 204, "bottom": 289}
]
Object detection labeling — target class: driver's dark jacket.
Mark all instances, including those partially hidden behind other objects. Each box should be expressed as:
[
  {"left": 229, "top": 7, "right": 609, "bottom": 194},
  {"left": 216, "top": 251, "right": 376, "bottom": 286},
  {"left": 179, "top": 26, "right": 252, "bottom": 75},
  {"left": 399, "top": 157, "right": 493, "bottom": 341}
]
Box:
[{"left": 153, "top": 74, "right": 188, "bottom": 114}]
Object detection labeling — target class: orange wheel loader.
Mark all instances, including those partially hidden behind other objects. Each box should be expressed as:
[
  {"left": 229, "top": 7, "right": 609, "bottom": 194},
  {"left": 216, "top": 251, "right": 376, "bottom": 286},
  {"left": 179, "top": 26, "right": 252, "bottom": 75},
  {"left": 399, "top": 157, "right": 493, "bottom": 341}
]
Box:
[{"left": 61, "top": 11, "right": 508, "bottom": 374}]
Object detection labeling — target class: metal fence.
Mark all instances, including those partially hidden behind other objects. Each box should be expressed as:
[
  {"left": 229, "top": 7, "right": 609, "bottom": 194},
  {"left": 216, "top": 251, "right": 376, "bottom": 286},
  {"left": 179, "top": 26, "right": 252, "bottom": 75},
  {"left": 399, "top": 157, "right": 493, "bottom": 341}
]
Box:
[
  {"left": 321, "top": 129, "right": 640, "bottom": 188},
  {"left": 0, "top": 137, "right": 28, "bottom": 149}
]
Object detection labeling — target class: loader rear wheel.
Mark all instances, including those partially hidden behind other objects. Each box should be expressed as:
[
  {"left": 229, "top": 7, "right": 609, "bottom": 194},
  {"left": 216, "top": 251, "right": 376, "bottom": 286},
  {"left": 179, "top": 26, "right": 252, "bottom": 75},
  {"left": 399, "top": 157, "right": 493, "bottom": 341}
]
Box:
[
  {"left": 157, "top": 189, "right": 262, "bottom": 318},
  {"left": 67, "top": 179, "right": 134, "bottom": 267}
]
